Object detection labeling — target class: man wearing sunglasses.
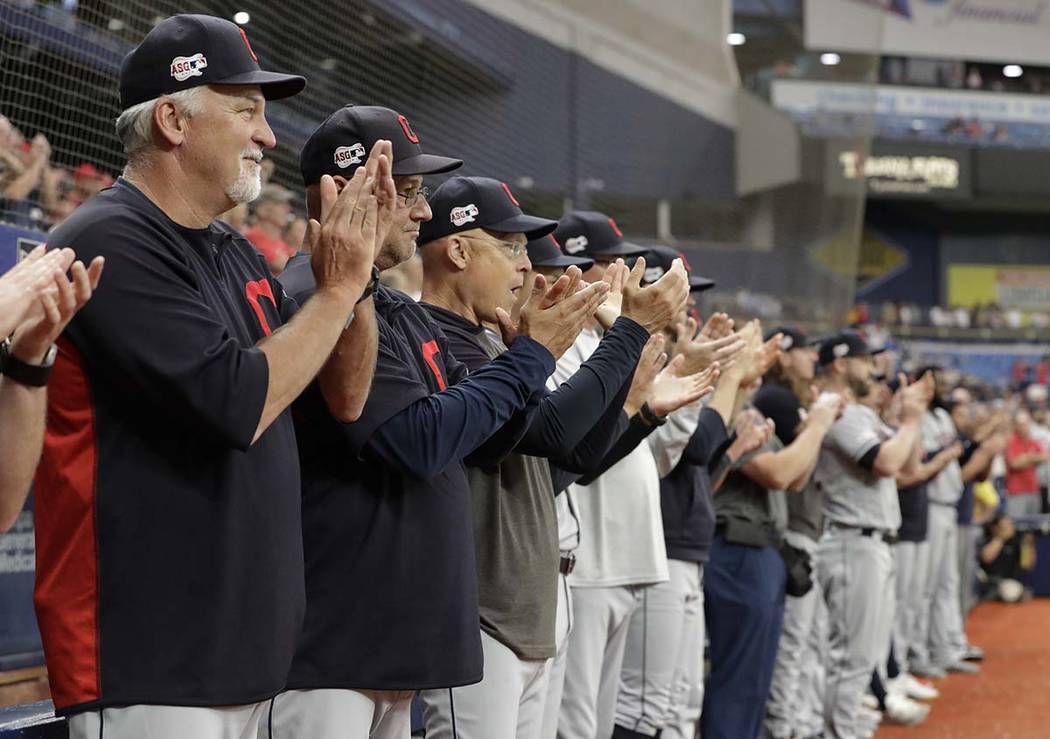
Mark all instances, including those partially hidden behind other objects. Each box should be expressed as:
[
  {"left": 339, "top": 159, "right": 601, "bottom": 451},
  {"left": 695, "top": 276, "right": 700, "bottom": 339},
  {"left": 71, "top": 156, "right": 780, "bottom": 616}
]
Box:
[{"left": 268, "top": 107, "right": 608, "bottom": 739}]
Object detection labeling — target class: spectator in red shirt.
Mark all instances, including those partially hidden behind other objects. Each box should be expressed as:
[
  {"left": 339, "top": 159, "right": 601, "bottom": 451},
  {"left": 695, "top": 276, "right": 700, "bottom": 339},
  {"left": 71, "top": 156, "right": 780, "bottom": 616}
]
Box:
[
  {"left": 245, "top": 184, "right": 296, "bottom": 275},
  {"left": 1005, "top": 411, "right": 1049, "bottom": 518}
]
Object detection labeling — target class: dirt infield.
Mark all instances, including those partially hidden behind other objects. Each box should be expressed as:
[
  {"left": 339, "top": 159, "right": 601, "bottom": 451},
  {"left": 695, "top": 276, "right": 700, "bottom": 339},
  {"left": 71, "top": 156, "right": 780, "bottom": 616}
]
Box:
[{"left": 879, "top": 599, "right": 1050, "bottom": 739}]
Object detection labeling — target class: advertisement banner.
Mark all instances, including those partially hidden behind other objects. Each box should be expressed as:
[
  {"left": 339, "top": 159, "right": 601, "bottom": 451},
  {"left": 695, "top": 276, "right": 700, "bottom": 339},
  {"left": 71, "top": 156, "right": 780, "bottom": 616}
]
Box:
[
  {"left": 772, "top": 79, "right": 1050, "bottom": 127},
  {"left": 824, "top": 141, "right": 972, "bottom": 199},
  {"left": 948, "top": 264, "right": 1050, "bottom": 308},
  {"left": 806, "top": 0, "right": 1050, "bottom": 67}
]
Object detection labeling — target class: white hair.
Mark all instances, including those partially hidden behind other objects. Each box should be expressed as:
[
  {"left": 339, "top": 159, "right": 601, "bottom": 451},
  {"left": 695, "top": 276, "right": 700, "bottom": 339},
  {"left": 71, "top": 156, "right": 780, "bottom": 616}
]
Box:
[{"left": 114, "top": 86, "right": 207, "bottom": 161}]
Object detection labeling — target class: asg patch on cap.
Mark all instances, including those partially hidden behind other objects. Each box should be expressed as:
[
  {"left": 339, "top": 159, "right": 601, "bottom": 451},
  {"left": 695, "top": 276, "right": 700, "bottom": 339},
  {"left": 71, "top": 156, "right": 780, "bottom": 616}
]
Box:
[
  {"left": 564, "top": 236, "right": 588, "bottom": 254},
  {"left": 644, "top": 266, "right": 665, "bottom": 283},
  {"left": 334, "top": 144, "right": 366, "bottom": 168},
  {"left": 170, "top": 53, "right": 207, "bottom": 81},
  {"left": 450, "top": 204, "right": 479, "bottom": 226}
]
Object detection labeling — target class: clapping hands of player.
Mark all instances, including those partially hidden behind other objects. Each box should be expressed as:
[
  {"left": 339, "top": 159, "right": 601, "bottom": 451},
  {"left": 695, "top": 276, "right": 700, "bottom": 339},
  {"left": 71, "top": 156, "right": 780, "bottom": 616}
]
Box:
[
  {"left": 496, "top": 265, "right": 609, "bottom": 359},
  {"left": 729, "top": 408, "right": 775, "bottom": 459},
  {"left": 0, "top": 246, "right": 75, "bottom": 338},
  {"left": 308, "top": 140, "right": 396, "bottom": 304},
  {"left": 4, "top": 246, "right": 104, "bottom": 363},
  {"left": 619, "top": 256, "right": 689, "bottom": 335}
]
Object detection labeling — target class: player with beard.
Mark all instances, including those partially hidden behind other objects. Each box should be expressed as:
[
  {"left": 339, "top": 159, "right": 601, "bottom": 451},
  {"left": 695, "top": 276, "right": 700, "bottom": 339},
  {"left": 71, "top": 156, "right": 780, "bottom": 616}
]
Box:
[
  {"left": 33, "top": 15, "right": 390, "bottom": 739},
  {"left": 811, "top": 331, "right": 931, "bottom": 739}
]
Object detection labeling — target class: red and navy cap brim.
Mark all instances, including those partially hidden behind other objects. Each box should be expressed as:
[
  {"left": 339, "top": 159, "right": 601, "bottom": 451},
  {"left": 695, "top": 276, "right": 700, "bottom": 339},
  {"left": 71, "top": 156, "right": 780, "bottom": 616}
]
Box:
[
  {"left": 391, "top": 153, "right": 464, "bottom": 176},
  {"left": 214, "top": 69, "right": 306, "bottom": 100}
]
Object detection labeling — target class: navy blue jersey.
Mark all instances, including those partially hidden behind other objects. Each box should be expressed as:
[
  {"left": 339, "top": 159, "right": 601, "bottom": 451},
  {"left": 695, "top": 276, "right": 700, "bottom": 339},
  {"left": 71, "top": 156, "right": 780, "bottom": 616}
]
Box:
[
  {"left": 661, "top": 408, "right": 727, "bottom": 562},
  {"left": 285, "top": 283, "right": 555, "bottom": 690},
  {"left": 897, "top": 482, "right": 930, "bottom": 542},
  {"left": 35, "top": 179, "right": 303, "bottom": 715}
]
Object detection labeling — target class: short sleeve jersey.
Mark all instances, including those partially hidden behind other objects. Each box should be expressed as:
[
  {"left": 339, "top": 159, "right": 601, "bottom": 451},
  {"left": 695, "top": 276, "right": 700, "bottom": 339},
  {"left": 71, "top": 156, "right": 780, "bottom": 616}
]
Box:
[
  {"left": 34, "top": 179, "right": 303, "bottom": 715},
  {"left": 815, "top": 402, "right": 901, "bottom": 531}
]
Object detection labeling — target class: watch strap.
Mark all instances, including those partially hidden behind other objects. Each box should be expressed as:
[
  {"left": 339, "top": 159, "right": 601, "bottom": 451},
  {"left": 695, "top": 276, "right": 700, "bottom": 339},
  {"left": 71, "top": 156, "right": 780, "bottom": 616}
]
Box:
[{"left": 0, "top": 339, "right": 55, "bottom": 388}]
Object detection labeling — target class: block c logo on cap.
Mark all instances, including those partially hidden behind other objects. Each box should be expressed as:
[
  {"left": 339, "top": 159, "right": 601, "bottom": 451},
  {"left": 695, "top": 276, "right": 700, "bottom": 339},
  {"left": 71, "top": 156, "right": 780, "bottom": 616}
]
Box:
[
  {"left": 644, "top": 266, "right": 664, "bottom": 283},
  {"left": 398, "top": 115, "right": 420, "bottom": 144},
  {"left": 451, "top": 203, "right": 479, "bottom": 226},
  {"left": 170, "top": 53, "right": 208, "bottom": 81},
  {"left": 334, "top": 144, "right": 367, "bottom": 168},
  {"left": 564, "top": 236, "right": 588, "bottom": 254},
  {"left": 833, "top": 343, "right": 850, "bottom": 358}
]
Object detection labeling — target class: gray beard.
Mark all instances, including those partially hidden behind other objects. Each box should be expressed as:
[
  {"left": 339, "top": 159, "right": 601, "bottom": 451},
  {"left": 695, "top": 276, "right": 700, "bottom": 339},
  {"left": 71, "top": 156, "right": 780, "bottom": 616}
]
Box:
[{"left": 226, "top": 166, "right": 261, "bottom": 204}]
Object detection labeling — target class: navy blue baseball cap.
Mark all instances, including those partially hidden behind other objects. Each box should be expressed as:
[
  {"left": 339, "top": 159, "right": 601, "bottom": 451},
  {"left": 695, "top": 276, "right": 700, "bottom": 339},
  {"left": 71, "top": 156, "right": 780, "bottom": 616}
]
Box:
[
  {"left": 300, "top": 105, "right": 462, "bottom": 187},
  {"left": 641, "top": 244, "right": 715, "bottom": 292},
  {"left": 818, "top": 331, "right": 871, "bottom": 366},
  {"left": 119, "top": 15, "right": 306, "bottom": 109},
  {"left": 766, "top": 326, "right": 818, "bottom": 352},
  {"left": 553, "top": 211, "right": 647, "bottom": 260},
  {"left": 527, "top": 234, "right": 594, "bottom": 271},
  {"left": 418, "top": 177, "right": 557, "bottom": 246}
]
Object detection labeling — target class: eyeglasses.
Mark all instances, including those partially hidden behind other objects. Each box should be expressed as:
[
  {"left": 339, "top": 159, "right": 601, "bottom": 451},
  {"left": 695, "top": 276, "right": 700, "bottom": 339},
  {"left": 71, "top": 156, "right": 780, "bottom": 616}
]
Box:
[
  {"left": 396, "top": 186, "right": 430, "bottom": 206},
  {"left": 462, "top": 234, "right": 527, "bottom": 258}
]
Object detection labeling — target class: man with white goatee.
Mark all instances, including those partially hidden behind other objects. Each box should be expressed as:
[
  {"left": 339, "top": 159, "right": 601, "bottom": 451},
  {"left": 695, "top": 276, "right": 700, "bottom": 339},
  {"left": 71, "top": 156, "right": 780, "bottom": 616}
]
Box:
[{"left": 34, "top": 14, "right": 391, "bottom": 739}]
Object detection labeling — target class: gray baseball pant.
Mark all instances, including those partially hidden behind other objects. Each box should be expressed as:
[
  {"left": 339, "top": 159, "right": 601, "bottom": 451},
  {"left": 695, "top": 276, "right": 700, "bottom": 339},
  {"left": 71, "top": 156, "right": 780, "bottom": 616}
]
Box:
[
  {"left": 926, "top": 503, "right": 967, "bottom": 667},
  {"left": 907, "top": 539, "right": 934, "bottom": 672},
  {"left": 614, "top": 560, "right": 704, "bottom": 738},
  {"left": 818, "top": 529, "right": 894, "bottom": 739},
  {"left": 71, "top": 704, "right": 269, "bottom": 739},
  {"left": 541, "top": 572, "right": 574, "bottom": 739},
  {"left": 892, "top": 539, "right": 923, "bottom": 674},
  {"left": 261, "top": 688, "right": 413, "bottom": 739},
  {"left": 421, "top": 630, "right": 551, "bottom": 739},
  {"left": 557, "top": 585, "right": 641, "bottom": 739},
  {"left": 958, "top": 523, "right": 981, "bottom": 617},
  {"left": 765, "top": 531, "right": 826, "bottom": 739}
]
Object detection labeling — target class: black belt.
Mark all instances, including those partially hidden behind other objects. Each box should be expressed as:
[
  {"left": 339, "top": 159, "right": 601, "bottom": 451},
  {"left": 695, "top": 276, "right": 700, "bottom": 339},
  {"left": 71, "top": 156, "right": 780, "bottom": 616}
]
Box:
[
  {"left": 559, "top": 554, "right": 576, "bottom": 575},
  {"left": 829, "top": 523, "right": 898, "bottom": 544}
]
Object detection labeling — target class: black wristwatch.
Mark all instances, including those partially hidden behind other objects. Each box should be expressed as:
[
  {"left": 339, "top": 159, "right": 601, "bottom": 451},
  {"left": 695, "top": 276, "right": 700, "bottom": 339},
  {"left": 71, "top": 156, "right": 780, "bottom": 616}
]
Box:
[
  {"left": 0, "top": 337, "right": 57, "bottom": 388},
  {"left": 356, "top": 265, "right": 381, "bottom": 304},
  {"left": 639, "top": 401, "right": 668, "bottom": 427}
]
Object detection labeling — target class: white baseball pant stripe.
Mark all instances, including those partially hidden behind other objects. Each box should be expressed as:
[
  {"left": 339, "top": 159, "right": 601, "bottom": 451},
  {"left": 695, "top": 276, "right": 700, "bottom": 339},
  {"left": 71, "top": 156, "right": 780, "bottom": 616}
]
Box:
[
  {"left": 557, "top": 585, "right": 641, "bottom": 739},
  {"left": 614, "top": 560, "right": 704, "bottom": 738},
  {"left": 421, "top": 630, "right": 551, "bottom": 739},
  {"left": 70, "top": 703, "right": 268, "bottom": 739},
  {"left": 262, "top": 688, "right": 413, "bottom": 739},
  {"left": 765, "top": 532, "right": 826, "bottom": 739},
  {"left": 818, "top": 530, "right": 894, "bottom": 739}
]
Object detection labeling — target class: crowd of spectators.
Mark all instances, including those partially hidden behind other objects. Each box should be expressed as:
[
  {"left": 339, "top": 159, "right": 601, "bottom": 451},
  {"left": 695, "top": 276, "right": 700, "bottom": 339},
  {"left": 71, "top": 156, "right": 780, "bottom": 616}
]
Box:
[
  {"left": 0, "top": 112, "right": 111, "bottom": 231},
  {"left": 853, "top": 301, "right": 1050, "bottom": 332}
]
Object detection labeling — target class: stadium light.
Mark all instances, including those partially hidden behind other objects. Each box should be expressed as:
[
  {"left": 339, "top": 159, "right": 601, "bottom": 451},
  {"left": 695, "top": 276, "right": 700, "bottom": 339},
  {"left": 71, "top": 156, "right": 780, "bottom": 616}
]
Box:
[
  {"left": 727, "top": 33, "right": 746, "bottom": 46},
  {"left": 233, "top": 11, "right": 251, "bottom": 25},
  {"left": 820, "top": 52, "right": 842, "bottom": 66},
  {"left": 1004, "top": 64, "right": 1024, "bottom": 78}
]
